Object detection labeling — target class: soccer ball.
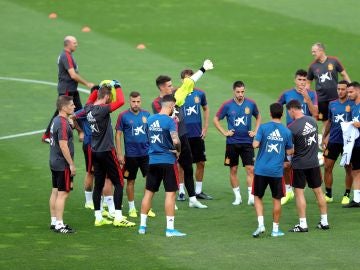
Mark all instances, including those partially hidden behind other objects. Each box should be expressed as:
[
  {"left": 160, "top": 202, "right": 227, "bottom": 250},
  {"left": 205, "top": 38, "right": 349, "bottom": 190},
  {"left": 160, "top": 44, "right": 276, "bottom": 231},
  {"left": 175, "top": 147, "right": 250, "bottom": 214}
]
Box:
[
  {"left": 99, "top": 80, "right": 116, "bottom": 102},
  {"left": 318, "top": 152, "right": 324, "bottom": 166}
]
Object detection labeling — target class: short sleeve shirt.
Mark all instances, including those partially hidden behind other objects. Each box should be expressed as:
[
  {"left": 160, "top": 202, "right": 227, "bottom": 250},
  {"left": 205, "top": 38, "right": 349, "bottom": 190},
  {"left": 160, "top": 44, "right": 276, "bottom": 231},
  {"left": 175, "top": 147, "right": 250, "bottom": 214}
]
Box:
[
  {"left": 254, "top": 122, "right": 293, "bottom": 177},
  {"left": 216, "top": 98, "right": 259, "bottom": 144},
  {"left": 115, "top": 109, "right": 150, "bottom": 157},
  {"left": 183, "top": 89, "right": 207, "bottom": 138},
  {"left": 49, "top": 115, "right": 74, "bottom": 171},
  {"left": 57, "top": 50, "right": 78, "bottom": 94}
]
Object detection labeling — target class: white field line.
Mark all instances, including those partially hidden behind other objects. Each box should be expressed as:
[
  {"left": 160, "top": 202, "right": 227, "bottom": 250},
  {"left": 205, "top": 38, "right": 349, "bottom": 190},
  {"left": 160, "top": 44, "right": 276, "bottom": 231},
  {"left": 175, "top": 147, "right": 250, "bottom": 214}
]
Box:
[{"left": 0, "top": 76, "right": 89, "bottom": 140}]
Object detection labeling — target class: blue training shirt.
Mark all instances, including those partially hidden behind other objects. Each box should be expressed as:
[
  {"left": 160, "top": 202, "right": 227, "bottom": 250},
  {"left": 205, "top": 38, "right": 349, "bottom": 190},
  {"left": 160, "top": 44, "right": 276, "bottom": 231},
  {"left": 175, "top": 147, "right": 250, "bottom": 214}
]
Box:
[
  {"left": 183, "top": 89, "right": 207, "bottom": 138},
  {"left": 328, "top": 99, "right": 354, "bottom": 144},
  {"left": 254, "top": 122, "right": 293, "bottom": 177},
  {"left": 278, "top": 88, "right": 317, "bottom": 125},
  {"left": 75, "top": 109, "right": 92, "bottom": 146},
  {"left": 216, "top": 98, "right": 259, "bottom": 144},
  {"left": 147, "top": 114, "right": 177, "bottom": 164},
  {"left": 115, "top": 109, "right": 150, "bottom": 157}
]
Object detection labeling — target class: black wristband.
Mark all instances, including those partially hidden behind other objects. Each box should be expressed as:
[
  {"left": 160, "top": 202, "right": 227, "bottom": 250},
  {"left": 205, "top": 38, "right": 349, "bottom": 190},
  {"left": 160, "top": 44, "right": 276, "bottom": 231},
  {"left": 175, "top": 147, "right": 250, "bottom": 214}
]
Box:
[{"left": 200, "top": 67, "right": 206, "bottom": 73}]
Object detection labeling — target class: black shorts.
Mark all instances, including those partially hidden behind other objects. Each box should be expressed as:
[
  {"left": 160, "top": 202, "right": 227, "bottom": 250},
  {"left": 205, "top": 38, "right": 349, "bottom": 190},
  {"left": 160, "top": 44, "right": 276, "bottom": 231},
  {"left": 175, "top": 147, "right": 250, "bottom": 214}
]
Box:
[
  {"left": 318, "top": 101, "right": 330, "bottom": 121},
  {"left": 178, "top": 135, "right": 193, "bottom": 167},
  {"left": 351, "top": 146, "right": 360, "bottom": 170},
  {"left": 146, "top": 163, "right": 179, "bottom": 192},
  {"left": 83, "top": 143, "right": 93, "bottom": 173},
  {"left": 92, "top": 149, "right": 124, "bottom": 188},
  {"left": 224, "top": 143, "right": 254, "bottom": 167},
  {"left": 188, "top": 137, "right": 207, "bottom": 163},
  {"left": 51, "top": 168, "right": 73, "bottom": 192},
  {"left": 292, "top": 167, "right": 322, "bottom": 189},
  {"left": 253, "top": 174, "right": 285, "bottom": 199},
  {"left": 123, "top": 155, "right": 149, "bottom": 180},
  {"left": 323, "top": 142, "right": 343, "bottom": 161}
]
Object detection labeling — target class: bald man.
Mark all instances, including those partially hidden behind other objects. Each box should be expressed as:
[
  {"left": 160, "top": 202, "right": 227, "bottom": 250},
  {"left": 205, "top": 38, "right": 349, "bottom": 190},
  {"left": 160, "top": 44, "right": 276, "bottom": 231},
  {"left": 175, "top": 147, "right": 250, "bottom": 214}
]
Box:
[
  {"left": 307, "top": 42, "right": 351, "bottom": 122},
  {"left": 42, "top": 36, "right": 94, "bottom": 143}
]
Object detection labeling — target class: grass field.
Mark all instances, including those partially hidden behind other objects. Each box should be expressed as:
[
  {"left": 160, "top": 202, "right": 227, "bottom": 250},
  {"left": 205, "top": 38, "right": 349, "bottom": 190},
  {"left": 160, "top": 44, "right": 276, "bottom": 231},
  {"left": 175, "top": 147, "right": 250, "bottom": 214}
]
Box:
[{"left": 1, "top": 0, "right": 360, "bottom": 269}]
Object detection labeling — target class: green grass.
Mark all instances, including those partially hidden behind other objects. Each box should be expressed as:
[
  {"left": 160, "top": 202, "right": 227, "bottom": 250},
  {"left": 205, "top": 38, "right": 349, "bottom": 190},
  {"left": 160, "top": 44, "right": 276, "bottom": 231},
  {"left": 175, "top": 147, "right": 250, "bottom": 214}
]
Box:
[{"left": 1, "top": 0, "right": 360, "bottom": 269}]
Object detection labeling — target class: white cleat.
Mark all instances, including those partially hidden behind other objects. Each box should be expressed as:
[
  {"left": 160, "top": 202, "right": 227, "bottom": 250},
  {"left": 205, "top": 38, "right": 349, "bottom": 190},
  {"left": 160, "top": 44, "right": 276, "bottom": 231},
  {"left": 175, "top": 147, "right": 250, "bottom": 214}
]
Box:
[
  {"left": 248, "top": 195, "right": 254, "bottom": 206},
  {"left": 189, "top": 200, "right": 208, "bottom": 209},
  {"left": 232, "top": 198, "right": 242, "bottom": 205}
]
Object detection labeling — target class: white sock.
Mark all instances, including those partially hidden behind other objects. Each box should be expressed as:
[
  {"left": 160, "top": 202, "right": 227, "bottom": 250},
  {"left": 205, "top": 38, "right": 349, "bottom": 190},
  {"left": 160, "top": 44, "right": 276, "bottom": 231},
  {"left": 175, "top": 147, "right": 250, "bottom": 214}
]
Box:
[
  {"left": 258, "top": 216, "right": 264, "bottom": 228},
  {"left": 140, "top": 214, "right": 148, "bottom": 227},
  {"left": 189, "top": 196, "right": 197, "bottom": 203},
  {"left": 248, "top": 187, "right": 252, "bottom": 196},
  {"left": 299, "top": 218, "right": 308, "bottom": 228},
  {"left": 179, "top": 183, "right": 185, "bottom": 194},
  {"left": 114, "top": 210, "right": 123, "bottom": 220},
  {"left": 233, "top": 187, "right": 241, "bottom": 199},
  {"left": 273, "top": 222, "right": 279, "bottom": 232},
  {"left": 85, "top": 191, "right": 93, "bottom": 203},
  {"left": 95, "top": 210, "right": 102, "bottom": 221},
  {"left": 55, "top": 220, "right": 64, "bottom": 229},
  {"left": 285, "top": 184, "right": 292, "bottom": 193},
  {"left": 166, "top": 216, "right": 175, "bottom": 230},
  {"left": 353, "top": 189, "right": 360, "bottom": 203},
  {"left": 320, "top": 214, "right": 328, "bottom": 225},
  {"left": 104, "top": 196, "right": 115, "bottom": 214},
  {"left": 195, "top": 181, "right": 203, "bottom": 194},
  {"left": 128, "top": 201, "right": 135, "bottom": 210},
  {"left": 51, "top": 217, "right": 57, "bottom": 226}
]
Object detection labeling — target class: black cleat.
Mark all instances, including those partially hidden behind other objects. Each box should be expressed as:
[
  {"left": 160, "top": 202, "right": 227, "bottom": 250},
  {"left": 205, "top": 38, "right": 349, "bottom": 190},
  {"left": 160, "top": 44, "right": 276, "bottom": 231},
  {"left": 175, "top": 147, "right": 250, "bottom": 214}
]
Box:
[
  {"left": 316, "top": 222, "right": 330, "bottom": 230},
  {"left": 196, "top": 192, "right": 213, "bottom": 200},
  {"left": 342, "top": 200, "right": 360, "bottom": 208},
  {"left": 288, "top": 224, "right": 308, "bottom": 232},
  {"left": 54, "top": 225, "right": 75, "bottom": 234}
]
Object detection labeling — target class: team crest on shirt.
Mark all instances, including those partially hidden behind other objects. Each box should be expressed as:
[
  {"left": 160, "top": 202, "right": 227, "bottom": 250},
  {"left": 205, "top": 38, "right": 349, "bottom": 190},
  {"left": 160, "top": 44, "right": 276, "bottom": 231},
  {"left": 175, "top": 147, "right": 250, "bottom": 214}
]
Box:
[
  {"left": 142, "top": 116, "right": 147, "bottom": 123},
  {"left": 328, "top": 64, "right": 334, "bottom": 71},
  {"left": 194, "top": 96, "right": 200, "bottom": 103},
  {"left": 345, "top": 105, "right": 351, "bottom": 113},
  {"left": 245, "top": 107, "right": 250, "bottom": 114},
  {"left": 123, "top": 170, "right": 129, "bottom": 177}
]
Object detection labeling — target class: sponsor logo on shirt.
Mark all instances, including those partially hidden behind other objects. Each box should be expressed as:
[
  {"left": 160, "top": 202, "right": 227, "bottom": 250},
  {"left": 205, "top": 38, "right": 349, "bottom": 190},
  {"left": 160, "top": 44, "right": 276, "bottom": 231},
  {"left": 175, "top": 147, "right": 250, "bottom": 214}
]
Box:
[
  {"left": 149, "top": 120, "right": 162, "bottom": 132},
  {"left": 186, "top": 105, "right": 198, "bottom": 116},
  {"left": 307, "top": 134, "right": 317, "bottom": 146},
  {"left": 150, "top": 134, "right": 161, "bottom": 144},
  {"left": 334, "top": 114, "right": 345, "bottom": 123},
  {"left": 302, "top": 122, "right": 317, "bottom": 135},
  {"left": 319, "top": 72, "right": 332, "bottom": 83},
  {"left": 267, "top": 129, "right": 284, "bottom": 141},
  {"left": 267, "top": 143, "right": 279, "bottom": 153},
  {"left": 234, "top": 116, "right": 246, "bottom": 126},
  {"left": 134, "top": 125, "right": 146, "bottom": 135}
]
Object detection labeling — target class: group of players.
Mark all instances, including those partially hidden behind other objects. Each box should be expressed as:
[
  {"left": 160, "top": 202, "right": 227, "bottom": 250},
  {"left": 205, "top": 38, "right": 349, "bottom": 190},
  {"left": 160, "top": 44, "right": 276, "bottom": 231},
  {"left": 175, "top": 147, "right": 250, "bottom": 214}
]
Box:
[{"left": 46, "top": 36, "right": 360, "bottom": 237}]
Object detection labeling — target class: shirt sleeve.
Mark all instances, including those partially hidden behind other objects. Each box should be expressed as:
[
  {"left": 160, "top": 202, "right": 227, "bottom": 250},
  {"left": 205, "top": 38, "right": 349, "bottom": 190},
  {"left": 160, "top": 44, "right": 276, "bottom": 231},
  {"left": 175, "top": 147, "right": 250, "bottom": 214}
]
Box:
[{"left": 174, "top": 78, "right": 195, "bottom": 107}]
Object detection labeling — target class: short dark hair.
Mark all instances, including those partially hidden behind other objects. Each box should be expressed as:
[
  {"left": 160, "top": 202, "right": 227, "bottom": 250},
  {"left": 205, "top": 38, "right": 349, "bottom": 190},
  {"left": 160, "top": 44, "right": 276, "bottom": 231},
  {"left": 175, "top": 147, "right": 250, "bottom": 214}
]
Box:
[
  {"left": 156, "top": 75, "right": 171, "bottom": 89},
  {"left": 233, "top": 81, "right": 245, "bottom": 89},
  {"left": 348, "top": 81, "right": 360, "bottom": 89},
  {"left": 97, "top": 85, "right": 112, "bottom": 99},
  {"left": 180, "top": 69, "right": 194, "bottom": 79},
  {"left": 270, "top": 103, "right": 283, "bottom": 119},
  {"left": 161, "top": 94, "right": 176, "bottom": 105},
  {"left": 286, "top": 99, "right": 302, "bottom": 110},
  {"left": 295, "top": 69, "right": 307, "bottom": 78},
  {"left": 129, "top": 91, "right": 141, "bottom": 98},
  {"left": 56, "top": 95, "right": 73, "bottom": 111},
  {"left": 338, "top": 80, "right": 349, "bottom": 87}
]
